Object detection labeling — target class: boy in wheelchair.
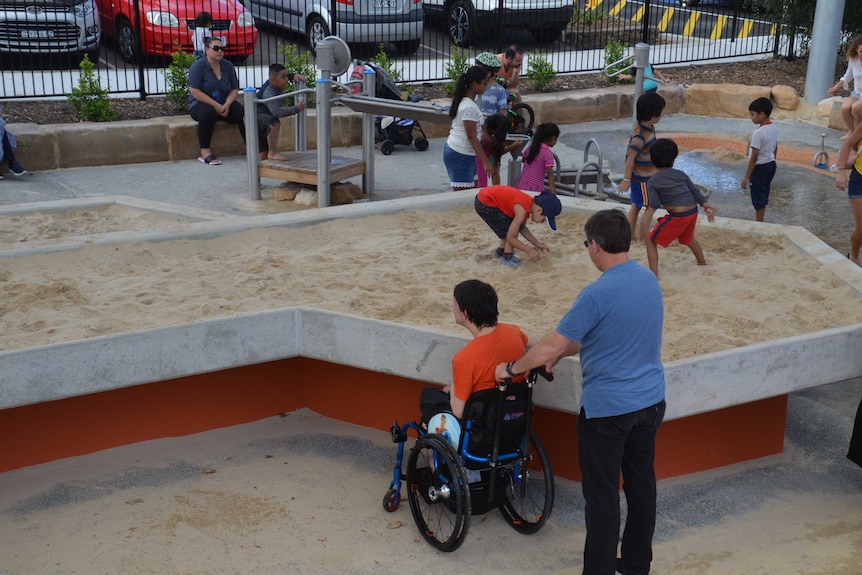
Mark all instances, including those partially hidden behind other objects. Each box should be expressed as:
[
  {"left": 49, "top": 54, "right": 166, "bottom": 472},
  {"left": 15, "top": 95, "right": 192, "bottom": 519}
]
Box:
[
  {"left": 420, "top": 279, "right": 529, "bottom": 427},
  {"left": 385, "top": 280, "right": 554, "bottom": 552}
]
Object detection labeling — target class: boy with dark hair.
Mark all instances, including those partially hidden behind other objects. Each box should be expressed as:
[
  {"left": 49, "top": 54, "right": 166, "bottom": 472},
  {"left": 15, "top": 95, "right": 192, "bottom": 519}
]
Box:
[
  {"left": 638, "top": 138, "right": 715, "bottom": 279},
  {"left": 474, "top": 184, "right": 562, "bottom": 268},
  {"left": 192, "top": 11, "right": 212, "bottom": 59},
  {"left": 618, "top": 92, "right": 666, "bottom": 235},
  {"left": 474, "top": 52, "right": 508, "bottom": 116},
  {"left": 419, "top": 280, "right": 529, "bottom": 422},
  {"left": 742, "top": 96, "right": 778, "bottom": 222},
  {"left": 256, "top": 63, "right": 307, "bottom": 161}
]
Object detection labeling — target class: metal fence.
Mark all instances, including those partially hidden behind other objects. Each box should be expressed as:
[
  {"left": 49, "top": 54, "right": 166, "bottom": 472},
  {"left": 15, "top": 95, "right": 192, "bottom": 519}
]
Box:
[{"left": 0, "top": 0, "right": 785, "bottom": 100}]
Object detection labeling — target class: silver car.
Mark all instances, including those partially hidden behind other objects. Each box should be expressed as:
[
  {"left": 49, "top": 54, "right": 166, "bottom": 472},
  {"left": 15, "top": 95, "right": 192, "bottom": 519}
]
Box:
[
  {"left": 0, "top": 0, "right": 101, "bottom": 61},
  {"left": 247, "top": 0, "right": 424, "bottom": 54}
]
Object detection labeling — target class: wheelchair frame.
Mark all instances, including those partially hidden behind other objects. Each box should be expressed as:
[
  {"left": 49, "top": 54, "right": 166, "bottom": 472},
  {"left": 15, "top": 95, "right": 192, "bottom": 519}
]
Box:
[{"left": 383, "top": 369, "right": 555, "bottom": 552}]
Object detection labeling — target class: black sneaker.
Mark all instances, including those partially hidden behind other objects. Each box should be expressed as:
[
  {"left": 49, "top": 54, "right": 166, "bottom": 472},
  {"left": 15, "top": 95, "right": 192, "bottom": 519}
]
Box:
[
  {"left": 0, "top": 173, "right": 4, "bottom": 180},
  {"left": 9, "top": 160, "right": 28, "bottom": 176}
]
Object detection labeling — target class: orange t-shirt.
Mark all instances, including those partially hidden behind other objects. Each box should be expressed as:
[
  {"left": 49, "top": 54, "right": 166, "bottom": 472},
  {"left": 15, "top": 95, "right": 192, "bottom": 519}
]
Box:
[
  {"left": 451, "top": 323, "right": 528, "bottom": 402},
  {"left": 476, "top": 185, "right": 534, "bottom": 219}
]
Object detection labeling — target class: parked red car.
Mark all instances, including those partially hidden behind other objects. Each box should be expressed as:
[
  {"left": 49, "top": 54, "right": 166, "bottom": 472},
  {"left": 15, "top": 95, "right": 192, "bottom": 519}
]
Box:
[{"left": 96, "top": 0, "right": 258, "bottom": 63}]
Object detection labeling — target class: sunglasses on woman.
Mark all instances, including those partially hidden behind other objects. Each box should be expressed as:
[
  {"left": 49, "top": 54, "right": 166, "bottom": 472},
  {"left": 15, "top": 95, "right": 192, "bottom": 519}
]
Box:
[{"left": 209, "top": 45, "right": 224, "bottom": 52}]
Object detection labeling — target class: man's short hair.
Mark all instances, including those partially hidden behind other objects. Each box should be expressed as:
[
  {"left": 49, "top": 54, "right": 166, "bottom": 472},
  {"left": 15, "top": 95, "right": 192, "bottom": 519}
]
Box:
[
  {"left": 454, "top": 280, "right": 498, "bottom": 329},
  {"left": 269, "top": 63, "right": 287, "bottom": 78},
  {"left": 748, "top": 97, "right": 773, "bottom": 117},
  {"left": 584, "top": 209, "right": 631, "bottom": 254},
  {"left": 504, "top": 44, "right": 524, "bottom": 59},
  {"left": 649, "top": 138, "right": 678, "bottom": 169},
  {"left": 636, "top": 92, "right": 666, "bottom": 123}
]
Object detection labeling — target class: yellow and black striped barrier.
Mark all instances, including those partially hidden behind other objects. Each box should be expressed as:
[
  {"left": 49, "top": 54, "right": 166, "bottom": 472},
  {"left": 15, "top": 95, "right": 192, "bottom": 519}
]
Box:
[{"left": 582, "top": 0, "right": 776, "bottom": 40}]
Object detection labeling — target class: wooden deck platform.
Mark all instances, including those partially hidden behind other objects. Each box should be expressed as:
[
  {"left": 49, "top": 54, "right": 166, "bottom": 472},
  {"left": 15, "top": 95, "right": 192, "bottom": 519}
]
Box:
[{"left": 259, "top": 152, "right": 365, "bottom": 185}]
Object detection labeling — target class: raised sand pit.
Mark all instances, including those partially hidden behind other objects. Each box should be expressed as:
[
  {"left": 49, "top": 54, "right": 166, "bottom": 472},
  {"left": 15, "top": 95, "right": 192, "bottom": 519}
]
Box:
[{"left": 1, "top": 203, "right": 861, "bottom": 362}]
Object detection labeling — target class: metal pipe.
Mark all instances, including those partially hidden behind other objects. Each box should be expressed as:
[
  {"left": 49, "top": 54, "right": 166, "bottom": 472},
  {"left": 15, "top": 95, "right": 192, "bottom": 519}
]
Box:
[
  {"left": 632, "top": 43, "right": 650, "bottom": 125},
  {"left": 243, "top": 86, "right": 260, "bottom": 200},
  {"left": 316, "top": 76, "right": 331, "bottom": 208},
  {"left": 294, "top": 79, "right": 308, "bottom": 152},
  {"left": 362, "top": 68, "right": 376, "bottom": 195}
]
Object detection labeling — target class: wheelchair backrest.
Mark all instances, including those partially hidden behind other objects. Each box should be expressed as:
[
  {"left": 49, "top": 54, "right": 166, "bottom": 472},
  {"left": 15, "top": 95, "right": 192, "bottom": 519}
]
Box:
[{"left": 463, "top": 384, "right": 529, "bottom": 458}]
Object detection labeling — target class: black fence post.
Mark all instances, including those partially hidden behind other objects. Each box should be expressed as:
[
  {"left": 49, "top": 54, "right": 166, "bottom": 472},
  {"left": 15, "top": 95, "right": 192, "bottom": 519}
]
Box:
[
  {"left": 133, "top": 0, "right": 147, "bottom": 100},
  {"left": 640, "top": 0, "right": 652, "bottom": 45}
]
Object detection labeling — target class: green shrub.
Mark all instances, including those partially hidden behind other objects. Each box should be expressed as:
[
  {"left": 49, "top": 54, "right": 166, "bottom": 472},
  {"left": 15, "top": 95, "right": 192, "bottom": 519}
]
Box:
[
  {"left": 67, "top": 55, "right": 115, "bottom": 122},
  {"left": 370, "top": 44, "right": 403, "bottom": 84},
  {"left": 165, "top": 49, "right": 195, "bottom": 110},
  {"left": 277, "top": 43, "right": 316, "bottom": 101},
  {"left": 603, "top": 39, "right": 627, "bottom": 85},
  {"left": 444, "top": 46, "right": 470, "bottom": 96},
  {"left": 527, "top": 55, "right": 557, "bottom": 92}
]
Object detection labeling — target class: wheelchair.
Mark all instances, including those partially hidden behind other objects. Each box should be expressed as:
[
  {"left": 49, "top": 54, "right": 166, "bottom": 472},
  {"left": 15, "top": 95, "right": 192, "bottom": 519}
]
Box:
[{"left": 382, "top": 368, "right": 554, "bottom": 552}]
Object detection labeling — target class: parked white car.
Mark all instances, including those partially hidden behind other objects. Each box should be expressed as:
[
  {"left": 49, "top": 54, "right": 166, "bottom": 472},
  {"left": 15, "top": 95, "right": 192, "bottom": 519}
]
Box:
[
  {"left": 246, "top": 0, "right": 424, "bottom": 54},
  {"left": 424, "top": 0, "right": 573, "bottom": 46},
  {"left": 0, "top": 0, "right": 101, "bottom": 61}
]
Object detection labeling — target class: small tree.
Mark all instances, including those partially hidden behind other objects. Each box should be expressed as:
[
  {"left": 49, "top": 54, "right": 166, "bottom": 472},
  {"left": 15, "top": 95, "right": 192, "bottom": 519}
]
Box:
[
  {"left": 444, "top": 46, "right": 470, "bottom": 96},
  {"left": 68, "top": 55, "right": 115, "bottom": 122},
  {"left": 370, "top": 44, "right": 403, "bottom": 83},
  {"left": 603, "top": 39, "right": 627, "bottom": 85},
  {"left": 277, "top": 43, "right": 315, "bottom": 101},
  {"left": 165, "top": 49, "right": 195, "bottom": 110},
  {"left": 527, "top": 54, "right": 557, "bottom": 92}
]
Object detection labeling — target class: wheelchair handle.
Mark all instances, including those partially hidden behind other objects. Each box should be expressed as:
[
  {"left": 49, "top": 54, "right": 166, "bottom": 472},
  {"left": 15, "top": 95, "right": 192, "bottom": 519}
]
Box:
[{"left": 502, "top": 366, "right": 553, "bottom": 386}]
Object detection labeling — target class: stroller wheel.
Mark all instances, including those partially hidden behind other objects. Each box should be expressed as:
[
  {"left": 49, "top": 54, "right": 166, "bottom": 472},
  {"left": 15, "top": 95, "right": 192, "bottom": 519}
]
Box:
[
  {"left": 381, "top": 140, "right": 395, "bottom": 155},
  {"left": 415, "top": 138, "right": 429, "bottom": 152}
]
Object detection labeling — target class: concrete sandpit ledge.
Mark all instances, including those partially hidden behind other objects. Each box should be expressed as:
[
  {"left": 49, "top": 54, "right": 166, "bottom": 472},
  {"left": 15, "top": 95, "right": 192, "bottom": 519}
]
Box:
[{"left": 2, "top": 193, "right": 862, "bottom": 477}]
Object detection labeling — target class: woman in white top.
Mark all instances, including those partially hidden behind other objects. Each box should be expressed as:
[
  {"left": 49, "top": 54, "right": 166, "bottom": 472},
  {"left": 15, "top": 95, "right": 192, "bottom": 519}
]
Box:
[
  {"left": 828, "top": 35, "right": 862, "bottom": 138},
  {"left": 443, "top": 66, "right": 494, "bottom": 191}
]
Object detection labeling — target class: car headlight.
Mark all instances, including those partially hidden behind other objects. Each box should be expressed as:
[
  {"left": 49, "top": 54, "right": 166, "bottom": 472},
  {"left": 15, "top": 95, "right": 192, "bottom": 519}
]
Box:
[
  {"left": 145, "top": 11, "right": 180, "bottom": 27},
  {"left": 237, "top": 11, "right": 255, "bottom": 28},
  {"left": 72, "top": 0, "right": 95, "bottom": 17}
]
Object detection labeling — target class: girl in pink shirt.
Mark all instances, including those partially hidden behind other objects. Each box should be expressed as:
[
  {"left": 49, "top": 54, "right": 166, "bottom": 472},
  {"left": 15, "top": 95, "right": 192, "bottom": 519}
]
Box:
[{"left": 517, "top": 123, "right": 559, "bottom": 193}]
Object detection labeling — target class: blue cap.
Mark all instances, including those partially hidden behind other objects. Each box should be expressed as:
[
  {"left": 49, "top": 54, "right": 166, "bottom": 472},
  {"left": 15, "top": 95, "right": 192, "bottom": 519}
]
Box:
[{"left": 533, "top": 192, "right": 562, "bottom": 231}]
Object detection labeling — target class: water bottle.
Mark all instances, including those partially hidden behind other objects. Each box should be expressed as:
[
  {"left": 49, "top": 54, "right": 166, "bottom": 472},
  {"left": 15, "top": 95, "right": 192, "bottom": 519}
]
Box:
[{"left": 212, "top": 90, "right": 224, "bottom": 104}]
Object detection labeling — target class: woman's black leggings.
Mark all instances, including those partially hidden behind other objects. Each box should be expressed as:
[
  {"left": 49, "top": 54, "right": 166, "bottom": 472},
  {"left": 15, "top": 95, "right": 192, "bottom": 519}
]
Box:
[
  {"left": 189, "top": 101, "right": 245, "bottom": 149},
  {"left": 2, "top": 131, "right": 16, "bottom": 165}
]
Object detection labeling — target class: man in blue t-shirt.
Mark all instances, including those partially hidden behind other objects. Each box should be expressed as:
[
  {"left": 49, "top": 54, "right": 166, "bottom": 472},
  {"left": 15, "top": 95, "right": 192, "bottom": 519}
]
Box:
[{"left": 496, "top": 208, "right": 665, "bottom": 575}]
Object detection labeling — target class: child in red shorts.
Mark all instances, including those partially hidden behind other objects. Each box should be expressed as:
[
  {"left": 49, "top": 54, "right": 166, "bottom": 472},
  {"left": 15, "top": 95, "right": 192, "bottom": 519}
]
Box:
[{"left": 638, "top": 138, "right": 715, "bottom": 279}]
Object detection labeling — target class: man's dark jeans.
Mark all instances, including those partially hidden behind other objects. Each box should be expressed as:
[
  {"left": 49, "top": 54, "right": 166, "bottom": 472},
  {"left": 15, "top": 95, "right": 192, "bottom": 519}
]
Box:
[{"left": 577, "top": 400, "right": 666, "bottom": 575}]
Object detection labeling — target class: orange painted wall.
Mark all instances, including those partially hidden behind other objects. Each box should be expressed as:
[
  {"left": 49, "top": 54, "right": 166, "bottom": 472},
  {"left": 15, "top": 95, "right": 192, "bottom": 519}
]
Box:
[{"left": 0, "top": 357, "right": 787, "bottom": 479}]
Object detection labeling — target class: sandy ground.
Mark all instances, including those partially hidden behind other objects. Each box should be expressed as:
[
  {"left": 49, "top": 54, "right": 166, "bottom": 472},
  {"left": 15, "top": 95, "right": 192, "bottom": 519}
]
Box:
[
  {"left": 1, "top": 399, "right": 860, "bottom": 575},
  {"left": 1, "top": 207, "right": 861, "bottom": 361}
]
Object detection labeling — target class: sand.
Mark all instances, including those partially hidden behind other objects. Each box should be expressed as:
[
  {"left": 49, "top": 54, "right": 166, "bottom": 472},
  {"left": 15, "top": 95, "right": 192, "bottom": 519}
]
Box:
[{"left": 1, "top": 207, "right": 861, "bottom": 362}]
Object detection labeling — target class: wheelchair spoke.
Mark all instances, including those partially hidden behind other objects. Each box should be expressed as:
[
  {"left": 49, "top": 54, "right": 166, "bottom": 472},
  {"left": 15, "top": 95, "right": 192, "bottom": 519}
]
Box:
[
  {"left": 406, "top": 435, "right": 471, "bottom": 551},
  {"left": 499, "top": 431, "right": 554, "bottom": 534}
]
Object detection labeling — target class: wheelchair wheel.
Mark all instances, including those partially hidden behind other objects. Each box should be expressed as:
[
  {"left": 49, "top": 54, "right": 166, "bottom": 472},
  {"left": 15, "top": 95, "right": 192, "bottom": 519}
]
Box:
[
  {"left": 406, "top": 434, "right": 471, "bottom": 551},
  {"left": 383, "top": 488, "right": 400, "bottom": 512},
  {"left": 499, "top": 431, "right": 554, "bottom": 534},
  {"left": 510, "top": 103, "right": 535, "bottom": 135}
]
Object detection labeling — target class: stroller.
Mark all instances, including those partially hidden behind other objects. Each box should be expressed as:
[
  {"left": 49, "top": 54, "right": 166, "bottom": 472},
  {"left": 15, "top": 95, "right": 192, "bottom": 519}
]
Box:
[{"left": 350, "top": 61, "right": 429, "bottom": 155}]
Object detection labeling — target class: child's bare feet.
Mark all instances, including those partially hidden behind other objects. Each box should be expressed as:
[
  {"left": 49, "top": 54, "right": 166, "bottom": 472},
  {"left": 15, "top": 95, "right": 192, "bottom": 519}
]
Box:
[{"left": 267, "top": 152, "right": 291, "bottom": 161}]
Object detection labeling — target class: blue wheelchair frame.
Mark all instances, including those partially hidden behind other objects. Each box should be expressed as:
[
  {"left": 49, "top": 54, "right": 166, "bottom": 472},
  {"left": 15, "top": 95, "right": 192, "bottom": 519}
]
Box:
[{"left": 383, "top": 368, "right": 554, "bottom": 552}]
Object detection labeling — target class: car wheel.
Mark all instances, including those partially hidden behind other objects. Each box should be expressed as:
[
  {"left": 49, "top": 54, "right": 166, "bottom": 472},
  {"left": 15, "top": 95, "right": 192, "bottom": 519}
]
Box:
[
  {"left": 679, "top": 0, "right": 699, "bottom": 7},
  {"left": 116, "top": 19, "right": 138, "bottom": 64},
  {"left": 306, "top": 15, "right": 330, "bottom": 55},
  {"left": 447, "top": 0, "right": 476, "bottom": 47},
  {"left": 394, "top": 39, "right": 421, "bottom": 55}
]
